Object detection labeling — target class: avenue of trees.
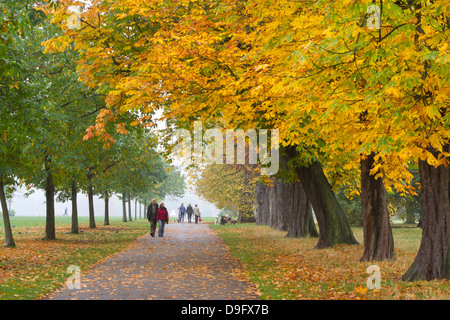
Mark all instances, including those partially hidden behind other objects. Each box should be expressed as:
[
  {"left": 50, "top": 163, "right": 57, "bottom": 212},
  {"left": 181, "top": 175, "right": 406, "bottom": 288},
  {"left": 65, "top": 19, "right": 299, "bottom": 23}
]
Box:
[
  {"left": 0, "top": 2, "right": 185, "bottom": 247},
  {"left": 2, "top": 0, "right": 448, "bottom": 282}
]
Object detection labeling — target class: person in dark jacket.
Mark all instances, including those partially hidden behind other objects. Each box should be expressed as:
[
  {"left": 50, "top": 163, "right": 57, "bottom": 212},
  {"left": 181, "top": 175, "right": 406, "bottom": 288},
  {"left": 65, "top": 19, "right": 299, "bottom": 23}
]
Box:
[
  {"left": 186, "top": 204, "right": 194, "bottom": 223},
  {"left": 157, "top": 202, "right": 169, "bottom": 237},
  {"left": 179, "top": 203, "right": 186, "bottom": 222},
  {"left": 146, "top": 198, "right": 159, "bottom": 237}
]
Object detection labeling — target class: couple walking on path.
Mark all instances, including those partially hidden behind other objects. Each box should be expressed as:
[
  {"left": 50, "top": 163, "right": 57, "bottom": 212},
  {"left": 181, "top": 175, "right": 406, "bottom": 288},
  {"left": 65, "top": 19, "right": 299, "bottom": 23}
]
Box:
[
  {"left": 178, "top": 203, "right": 201, "bottom": 224},
  {"left": 146, "top": 198, "right": 169, "bottom": 237}
]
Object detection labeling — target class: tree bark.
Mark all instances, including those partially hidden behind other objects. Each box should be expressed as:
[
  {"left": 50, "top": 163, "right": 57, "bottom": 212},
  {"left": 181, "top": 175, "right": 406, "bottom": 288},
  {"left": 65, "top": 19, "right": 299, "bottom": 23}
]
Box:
[
  {"left": 87, "top": 182, "right": 96, "bottom": 228},
  {"left": 402, "top": 145, "right": 450, "bottom": 281},
  {"left": 268, "top": 180, "right": 277, "bottom": 229},
  {"left": 256, "top": 182, "right": 270, "bottom": 225},
  {"left": 0, "top": 177, "right": 15, "bottom": 247},
  {"left": 122, "top": 191, "right": 127, "bottom": 222},
  {"left": 45, "top": 156, "right": 56, "bottom": 240},
  {"left": 274, "top": 178, "right": 289, "bottom": 231},
  {"left": 286, "top": 180, "right": 318, "bottom": 238},
  {"left": 360, "top": 153, "right": 395, "bottom": 261},
  {"left": 71, "top": 180, "right": 79, "bottom": 234},
  {"left": 286, "top": 147, "right": 358, "bottom": 248},
  {"left": 404, "top": 209, "right": 416, "bottom": 224},
  {"left": 256, "top": 178, "right": 318, "bottom": 238},
  {"left": 86, "top": 168, "right": 96, "bottom": 228},
  {"left": 127, "top": 192, "right": 132, "bottom": 221},
  {"left": 104, "top": 192, "right": 110, "bottom": 226}
]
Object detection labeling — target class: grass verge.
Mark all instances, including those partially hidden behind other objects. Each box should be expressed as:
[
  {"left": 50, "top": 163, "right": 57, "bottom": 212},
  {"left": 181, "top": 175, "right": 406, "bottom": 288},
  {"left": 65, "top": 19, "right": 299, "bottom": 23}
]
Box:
[
  {"left": 0, "top": 216, "right": 149, "bottom": 299},
  {"left": 210, "top": 223, "right": 450, "bottom": 300}
]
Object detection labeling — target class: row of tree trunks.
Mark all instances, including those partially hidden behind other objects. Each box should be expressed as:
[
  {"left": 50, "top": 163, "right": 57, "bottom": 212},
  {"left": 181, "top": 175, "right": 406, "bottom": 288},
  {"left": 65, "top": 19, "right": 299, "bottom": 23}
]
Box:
[
  {"left": 286, "top": 181, "right": 319, "bottom": 238},
  {"left": 257, "top": 153, "right": 395, "bottom": 261},
  {"left": 256, "top": 178, "right": 318, "bottom": 238},
  {"left": 260, "top": 144, "right": 449, "bottom": 281},
  {"left": 285, "top": 152, "right": 359, "bottom": 249}
]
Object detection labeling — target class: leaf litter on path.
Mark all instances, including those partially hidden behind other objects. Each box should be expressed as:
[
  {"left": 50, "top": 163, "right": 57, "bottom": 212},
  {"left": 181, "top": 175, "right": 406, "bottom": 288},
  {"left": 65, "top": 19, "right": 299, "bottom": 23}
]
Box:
[{"left": 45, "top": 222, "right": 261, "bottom": 300}]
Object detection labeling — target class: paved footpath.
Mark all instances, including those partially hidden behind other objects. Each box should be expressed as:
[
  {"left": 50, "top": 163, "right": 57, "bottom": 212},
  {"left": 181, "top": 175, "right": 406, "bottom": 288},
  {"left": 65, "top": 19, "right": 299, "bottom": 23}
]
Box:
[{"left": 45, "top": 222, "right": 260, "bottom": 300}]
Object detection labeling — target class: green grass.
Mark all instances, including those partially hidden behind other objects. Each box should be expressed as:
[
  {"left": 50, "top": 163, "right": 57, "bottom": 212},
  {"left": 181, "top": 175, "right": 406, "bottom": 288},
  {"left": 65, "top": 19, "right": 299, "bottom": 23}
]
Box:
[
  {"left": 0, "top": 215, "right": 134, "bottom": 228},
  {"left": 210, "top": 223, "right": 450, "bottom": 300},
  {"left": 0, "top": 216, "right": 150, "bottom": 300}
]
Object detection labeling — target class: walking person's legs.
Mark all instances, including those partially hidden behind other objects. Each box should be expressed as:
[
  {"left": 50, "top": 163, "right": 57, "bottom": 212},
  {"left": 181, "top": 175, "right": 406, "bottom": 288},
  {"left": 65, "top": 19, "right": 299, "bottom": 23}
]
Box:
[
  {"left": 158, "top": 220, "right": 166, "bottom": 237},
  {"left": 150, "top": 219, "right": 157, "bottom": 237}
]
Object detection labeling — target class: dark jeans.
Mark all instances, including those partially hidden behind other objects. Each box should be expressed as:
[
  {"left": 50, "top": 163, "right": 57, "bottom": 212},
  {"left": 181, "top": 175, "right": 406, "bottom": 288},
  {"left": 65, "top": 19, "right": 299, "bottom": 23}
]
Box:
[
  {"left": 187, "top": 213, "right": 192, "bottom": 223},
  {"left": 195, "top": 215, "right": 199, "bottom": 224},
  {"left": 150, "top": 219, "right": 157, "bottom": 236},
  {"left": 158, "top": 220, "right": 166, "bottom": 236}
]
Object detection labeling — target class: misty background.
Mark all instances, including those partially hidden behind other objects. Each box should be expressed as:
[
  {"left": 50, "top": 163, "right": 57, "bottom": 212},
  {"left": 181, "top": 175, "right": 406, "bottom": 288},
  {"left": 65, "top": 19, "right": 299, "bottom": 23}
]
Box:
[{"left": 8, "top": 187, "right": 220, "bottom": 218}]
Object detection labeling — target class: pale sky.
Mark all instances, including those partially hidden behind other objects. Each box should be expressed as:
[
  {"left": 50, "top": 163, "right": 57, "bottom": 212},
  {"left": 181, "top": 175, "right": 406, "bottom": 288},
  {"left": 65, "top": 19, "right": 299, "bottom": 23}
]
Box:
[{"left": 9, "top": 187, "right": 219, "bottom": 218}]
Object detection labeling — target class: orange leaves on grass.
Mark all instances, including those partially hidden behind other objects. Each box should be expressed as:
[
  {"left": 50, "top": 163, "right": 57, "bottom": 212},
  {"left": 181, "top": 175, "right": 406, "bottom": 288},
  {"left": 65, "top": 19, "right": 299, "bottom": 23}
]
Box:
[
  {"left": 0, "top": 223, "right": 146, "bottom": 299},
  {"left": 214, "top": 224, "right": 450, "bottom": 300}
]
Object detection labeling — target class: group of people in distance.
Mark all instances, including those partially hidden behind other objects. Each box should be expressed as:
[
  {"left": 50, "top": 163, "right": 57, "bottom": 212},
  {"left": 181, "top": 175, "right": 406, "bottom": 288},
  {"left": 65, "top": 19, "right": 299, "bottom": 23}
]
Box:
[
  {"left": 177, "top": 203, "right": 201, "bottom": 224},
  {"left": 146, "top": 199, "right": 201, "bottom": 237}
]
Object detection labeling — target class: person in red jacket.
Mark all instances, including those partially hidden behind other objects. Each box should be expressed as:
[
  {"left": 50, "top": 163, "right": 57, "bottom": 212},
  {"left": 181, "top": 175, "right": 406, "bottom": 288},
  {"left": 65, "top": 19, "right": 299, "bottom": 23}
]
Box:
[{"left": 156, "top": 202, "right": 169, "bottom": 237}]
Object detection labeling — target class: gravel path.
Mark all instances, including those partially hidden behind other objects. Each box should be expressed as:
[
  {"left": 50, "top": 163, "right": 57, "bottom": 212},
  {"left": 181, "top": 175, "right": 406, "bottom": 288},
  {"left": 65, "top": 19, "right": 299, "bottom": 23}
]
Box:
[{"left": 45, "top": 222, "right": 260, "bottom": 300}]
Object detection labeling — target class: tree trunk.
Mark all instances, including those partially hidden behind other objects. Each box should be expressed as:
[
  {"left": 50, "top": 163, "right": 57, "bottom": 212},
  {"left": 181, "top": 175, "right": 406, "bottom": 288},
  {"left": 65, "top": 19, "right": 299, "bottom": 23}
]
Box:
[
  {"left": 144, "top": 199, "right": 147, "bottom": 221},
  {"left": 45, "top": 156, "right": 56, "bottom": 240},
  {"left": 128, "top": 192, "right": 132, "bottom": 221},
  {"left": 286, "top": 148, "right": 358, "bottom": 248},
  {"left": 268, "top": 180, "right": 277, "bottom": 229},
  {"left": 273, "top": 179, "right": 286, "bottom": 230},
  {"left": 360, "top": 153, "right": 395, "bottom": 262},
  {"left": 122, "top": 191, "right": 127, "bottom": 222},
  {"left": 71, "top": 180, "right": 79, "bottom": 234},
  {"left": 104, "top": 193, "right": 110, "bottom": 226},
  {"left": 88, "top": 183, "right": 96, "bottom": 228},
  {"left": 286, "top": 180, "right": 318, "bottom": 238},
  {"left": 256, "top": 183, "right": 270, "bottom": 225},
  {"left": 256, "top": 178, "right": 318, "bottom": 238},
  {"left": 404, "top": 209, "right": 416, "bottom": 224},
  {"left": 402, "top": 145, "right": 450, "bottom": 281},
  {"left": 0, "top": 177, "right": 15, "bottom": 248}
]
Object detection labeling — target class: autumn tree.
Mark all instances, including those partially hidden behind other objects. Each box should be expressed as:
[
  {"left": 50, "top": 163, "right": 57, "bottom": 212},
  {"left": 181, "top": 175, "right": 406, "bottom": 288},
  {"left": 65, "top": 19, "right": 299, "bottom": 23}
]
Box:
[
  {"left": 193, "top": 164, "right": 258, "bottom": 222},
  {"left": 19, "top": 9, "right": 114, "bottom": 238},
  {"left": 43, "top": 0, "right": 358, "bottom": 248},
  {"left": 0, "top": 3, "right": 70, "bottom": 241},
  {"left": 0, "top": 1, "right": 34, "bottom": 247},
  {"left": 276, "top": 0, "right": 448, "bottom": 272},
  {"left": 43, "top": 0, "right": 449, "bottom": 279}
]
